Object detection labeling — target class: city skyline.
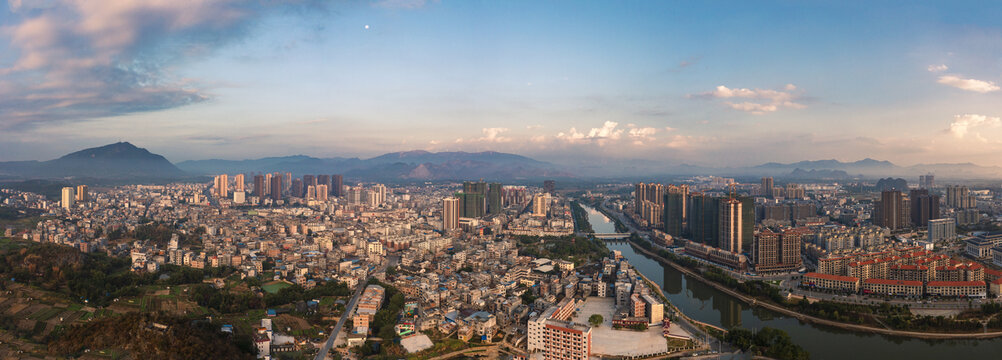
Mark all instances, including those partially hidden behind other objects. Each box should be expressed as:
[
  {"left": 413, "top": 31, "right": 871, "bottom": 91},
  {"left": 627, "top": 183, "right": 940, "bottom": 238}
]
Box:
[{"left": 2, "top": 1, "right": 1001, "bottom": 169}]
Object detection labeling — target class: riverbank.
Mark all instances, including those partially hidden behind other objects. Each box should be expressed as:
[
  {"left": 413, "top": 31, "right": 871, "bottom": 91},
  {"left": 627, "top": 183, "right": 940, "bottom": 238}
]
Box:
[{"left": 623, "top": 238, "right": 1002, "bottom": 340}]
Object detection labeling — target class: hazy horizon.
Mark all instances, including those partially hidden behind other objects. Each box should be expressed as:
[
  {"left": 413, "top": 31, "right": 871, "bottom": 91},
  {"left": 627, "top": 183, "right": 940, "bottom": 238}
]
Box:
[
  {"left": 2, "top": 1, "right": 1001, "bottom": 168},
  {"left": 5, "top": 140, "right": 996, "bottom": 171}
]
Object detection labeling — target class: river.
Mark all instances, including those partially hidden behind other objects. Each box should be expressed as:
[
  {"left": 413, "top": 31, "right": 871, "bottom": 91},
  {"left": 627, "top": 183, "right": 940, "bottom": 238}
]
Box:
[{"left": 580, "top": 204, "right": 1002, "bottom": 359}]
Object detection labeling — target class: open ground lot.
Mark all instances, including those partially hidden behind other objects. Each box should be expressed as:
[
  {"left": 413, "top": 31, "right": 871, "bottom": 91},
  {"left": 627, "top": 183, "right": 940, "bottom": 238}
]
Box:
[
  {"left": 571, "top": 297, "right": 670, "bottom": 357},
  {"left": 262, "top": 280, "right": 293, "bottom": 294}
]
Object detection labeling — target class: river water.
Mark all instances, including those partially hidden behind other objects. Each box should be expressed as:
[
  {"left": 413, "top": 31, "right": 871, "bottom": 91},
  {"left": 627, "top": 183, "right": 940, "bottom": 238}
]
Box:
[{"left": 580, "top": 204, "right": 1002, "bottom": 359}]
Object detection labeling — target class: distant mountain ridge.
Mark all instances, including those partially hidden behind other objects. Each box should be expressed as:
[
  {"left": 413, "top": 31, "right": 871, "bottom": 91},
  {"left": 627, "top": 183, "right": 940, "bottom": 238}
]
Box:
[
  {"left": 176, "top": 150, "right": 569, "bottom": 180},
  {"left": 754, "top": 158, "right": 894, "bottom": 171},
  {"left": 748, "top": 158, "right": 1002, "bottom": 179},
  {"left": 0, "top": 142, "right": 185, "bottom": 180},
  {"left": 3, "top": 142, "right": 1002, "bottom": 182}
]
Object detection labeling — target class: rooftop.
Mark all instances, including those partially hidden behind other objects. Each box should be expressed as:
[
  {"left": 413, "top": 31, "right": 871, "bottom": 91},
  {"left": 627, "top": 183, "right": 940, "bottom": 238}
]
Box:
[{"left": 804, "top": 272, "right": 859, "bottom": 282}]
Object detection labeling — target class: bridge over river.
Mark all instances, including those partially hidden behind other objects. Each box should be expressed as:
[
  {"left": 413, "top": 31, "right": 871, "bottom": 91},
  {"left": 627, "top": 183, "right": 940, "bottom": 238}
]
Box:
[{"left": 592, "top": 233, "right": 630, "bottom": 239}]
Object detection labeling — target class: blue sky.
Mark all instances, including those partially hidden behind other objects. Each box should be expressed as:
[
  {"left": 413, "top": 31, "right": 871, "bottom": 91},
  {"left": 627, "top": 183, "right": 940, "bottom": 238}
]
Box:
[{"left": 1, "top": 0, "right": 1001, "bottom": 167}]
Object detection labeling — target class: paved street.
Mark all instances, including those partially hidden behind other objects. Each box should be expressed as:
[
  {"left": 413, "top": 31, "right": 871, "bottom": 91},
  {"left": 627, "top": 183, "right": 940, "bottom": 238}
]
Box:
[{"left": 315, "top": 258, "right": 394, "bottom": 360}]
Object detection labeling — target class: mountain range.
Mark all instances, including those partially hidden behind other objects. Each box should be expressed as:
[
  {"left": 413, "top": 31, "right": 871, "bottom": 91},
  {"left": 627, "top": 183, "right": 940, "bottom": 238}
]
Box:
[
  {"left": 176, "top": 150, "right": 571, "bottom": 180},
  {"left": 2, "top": 142, "right": 1002, "bottom": 182},
  {"left": 0, "top": 143, "right": 570, "bottom": 182},
  {"left": 0, "top": 142, "right": 186, "bottom": 180},
  {"left": 745, "top": 158, "right": 1002, "bottom": 180}
]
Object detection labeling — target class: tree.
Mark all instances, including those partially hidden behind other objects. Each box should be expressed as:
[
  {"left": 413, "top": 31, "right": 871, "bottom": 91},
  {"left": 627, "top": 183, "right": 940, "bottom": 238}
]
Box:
[{"left": 588, "top": 314, "right": 603, "bottom": 327}]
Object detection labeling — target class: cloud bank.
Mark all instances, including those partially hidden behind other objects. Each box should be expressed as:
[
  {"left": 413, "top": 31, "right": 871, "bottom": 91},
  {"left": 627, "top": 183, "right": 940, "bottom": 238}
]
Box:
[
  {"left": 949, "top": 114, "right": 1001, "bottom": 139},
  {"left": 0, "top": 0, "right": 319, "bottom": 131},
  {"left": 937, "top": 75, "right": 999, "bottom": 93},
  {"left": 691, "top": 84, "right": 806, "bottom": 114}
]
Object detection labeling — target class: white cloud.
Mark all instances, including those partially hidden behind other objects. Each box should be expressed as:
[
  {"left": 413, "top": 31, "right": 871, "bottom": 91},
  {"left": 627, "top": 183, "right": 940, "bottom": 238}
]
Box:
[
  {"left": 949, "top": 114, "right": 1001, "bottom": 138},
  {"left": 456, "top": 127, "right": 511, "bottom": 143},
  {"left": 937, "top": 75, "right": 999, "bottom": 93},
  {"left": 663, "top": 134, "right": 710, "bottom": 149},
  {"left": 692, "top": 84, "right": 805, "bottom": 114},
  {"left": 587, "top": 121, "right": 623, "bottom": 139},
  {"left": 628, "top": 127, "right": 657, "bottom": 138},
  {"left": 927, "top": 64, "right": 949, "bottom": 72},
  {"left": 481, "top": 127, "right": 511, "bottom": 142},
  {"left": 627, "top": 126, "right": 657, "bottom": 145},
  {"left": 726, "top": 102, "right": 778, "bottom": 114},
  {"left": 556, "top": 121, "right": 624, "bottom": 144}
]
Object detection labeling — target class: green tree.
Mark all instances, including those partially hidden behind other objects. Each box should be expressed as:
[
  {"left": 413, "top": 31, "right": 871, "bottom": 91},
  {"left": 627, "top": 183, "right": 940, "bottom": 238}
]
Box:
[{"left": 588, "top": 314, "right": 603, "bottom": 327}]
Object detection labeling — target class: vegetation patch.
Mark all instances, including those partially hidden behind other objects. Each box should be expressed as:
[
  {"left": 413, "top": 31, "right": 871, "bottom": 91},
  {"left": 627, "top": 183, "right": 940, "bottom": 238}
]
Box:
[
  {"left": 262, "top": 280, "right": 294, "bottom": 294},
  {"left": 49, "top": 312, "right": 256, "bottom": 359},
  {"left": 724, "top": 327, "right": 810, "bottom": 360}
]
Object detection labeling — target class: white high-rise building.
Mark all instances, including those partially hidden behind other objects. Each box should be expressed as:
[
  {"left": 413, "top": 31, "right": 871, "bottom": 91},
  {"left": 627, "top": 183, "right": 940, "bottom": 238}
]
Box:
[
  {"left": 443, "top": 197, "right": 460, "bottom": 231},
  {"left": 214, "top": 174, "right": 229, "bottom": 198},
  {"left": 234, "top": 174, "right": 245, "bottom": 192},
  {"left": 928, "top": 218, "right": 956, "bottom": 242},
  {"left": 719, "top": 198, "right": 743, "bottom": 253},
  {"left": 61, "top": 187, "right": 75, "bottom": 209},
  {"left": 527, "top": 306, "right": 558, "bottom": 353},
  {"left": 347, "top": 186, "right": 364, "bottom": 205},
  {"left": 233, "top": 191, "right": 246, "bottom": 204},
  {"left": 370, "top": 184, "right": 387, "bottom": 206},
  {"left": 532, "top": 193, "right": 551, "bottom": 217}
]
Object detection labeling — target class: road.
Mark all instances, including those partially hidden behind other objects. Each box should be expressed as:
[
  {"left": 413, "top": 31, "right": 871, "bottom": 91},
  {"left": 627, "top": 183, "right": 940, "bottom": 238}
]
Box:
[
  {"left": 314, "top": 257, "right": 394, "bottom": 360},
  {"left": 782, "top": 281, "right": 993, "bottom": 310}
]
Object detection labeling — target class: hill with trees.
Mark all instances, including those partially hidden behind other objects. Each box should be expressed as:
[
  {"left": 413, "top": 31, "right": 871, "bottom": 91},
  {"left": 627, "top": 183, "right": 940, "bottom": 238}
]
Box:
[{"left": 49, "top": 312, "right": 256, "bottom": 359}]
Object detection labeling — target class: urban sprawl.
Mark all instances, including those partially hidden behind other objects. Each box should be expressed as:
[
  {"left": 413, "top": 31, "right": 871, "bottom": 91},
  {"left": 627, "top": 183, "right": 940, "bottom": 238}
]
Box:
[{"left": 4, "top": 172, "right": 1002, "bottom": 359}]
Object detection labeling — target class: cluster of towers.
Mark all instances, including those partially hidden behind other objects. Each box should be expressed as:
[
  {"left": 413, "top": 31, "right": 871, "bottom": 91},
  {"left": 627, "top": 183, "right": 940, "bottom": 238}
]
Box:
[
  {"left": 635, "top": 182, "right": 754, "bottom": 254},
  {"left": 214, "top": 173, "right": 344, "bottom": 202}
]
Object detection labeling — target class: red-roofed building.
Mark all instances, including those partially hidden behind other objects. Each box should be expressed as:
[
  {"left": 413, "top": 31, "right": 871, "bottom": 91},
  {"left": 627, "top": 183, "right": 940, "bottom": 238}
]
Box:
[
  {"left": 890, "top": 264, "right": 932, "bottom": 283},
  {"left": 801, "top": 272, "right": 860, "bottom": 292},
  {"left": 990, "top": 278, "right": 1002, "bottom": 297},
  {"left": 985, "top": 269, "right": 1002, "bottom": 283},
  {"left": 862, "top": 278, "right": 923, "bottom": 296},
  {"left": 926, "top": 281, "right": 986, "bottom": 298}
]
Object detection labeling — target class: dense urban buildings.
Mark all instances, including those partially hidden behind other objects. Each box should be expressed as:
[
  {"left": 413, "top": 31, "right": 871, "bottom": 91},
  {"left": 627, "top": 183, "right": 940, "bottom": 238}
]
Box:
[
  {"left": 753, "top": 229, "right": 804, "bottom": 272},
  {"left": 945, "top": 185, "right": 976, "bottom": 209},
  {"left": 11, "top": 168, "right": 1002, "bottom": 359}
]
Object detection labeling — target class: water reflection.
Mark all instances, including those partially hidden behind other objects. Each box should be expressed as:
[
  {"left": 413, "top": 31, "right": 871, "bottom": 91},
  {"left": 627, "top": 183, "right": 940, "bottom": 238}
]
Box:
[
  {"left": 715, "top": 295, "right": 743, "bottom": 329},
  {"left": 663, "top": 266, "right": 682, "bottom": 294},
  {"left": 583, "top": 205, "right": 618, "bottom": 234}
]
